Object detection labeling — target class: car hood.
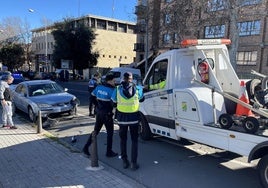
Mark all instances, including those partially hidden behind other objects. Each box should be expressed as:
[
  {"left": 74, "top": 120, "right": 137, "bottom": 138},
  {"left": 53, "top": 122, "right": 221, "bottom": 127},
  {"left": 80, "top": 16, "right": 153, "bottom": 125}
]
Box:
[{"left": 29, "top": 93, "right": 75, "bottom": 104}]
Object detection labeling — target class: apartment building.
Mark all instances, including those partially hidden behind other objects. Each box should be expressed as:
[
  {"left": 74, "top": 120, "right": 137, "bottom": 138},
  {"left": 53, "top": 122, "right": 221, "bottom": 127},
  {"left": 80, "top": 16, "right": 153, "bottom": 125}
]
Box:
[
  {"left": 31, "top": 14, "right": 136, "bottom": 78},
  {"left": 134, "top": 0, "right": 268, "bottom": 78}
]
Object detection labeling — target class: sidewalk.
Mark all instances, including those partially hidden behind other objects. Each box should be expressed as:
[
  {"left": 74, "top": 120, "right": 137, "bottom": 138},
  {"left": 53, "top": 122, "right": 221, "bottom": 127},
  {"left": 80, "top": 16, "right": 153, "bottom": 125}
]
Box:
[{"left": 0, "top": 114, "right": 146, "bottom": 188}]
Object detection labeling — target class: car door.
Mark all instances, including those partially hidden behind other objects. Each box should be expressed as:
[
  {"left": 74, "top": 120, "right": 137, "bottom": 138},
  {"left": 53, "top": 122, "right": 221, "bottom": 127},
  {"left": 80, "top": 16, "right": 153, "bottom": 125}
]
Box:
[{"left": 13, "top": 84, "right": 28, "bottom": 113}]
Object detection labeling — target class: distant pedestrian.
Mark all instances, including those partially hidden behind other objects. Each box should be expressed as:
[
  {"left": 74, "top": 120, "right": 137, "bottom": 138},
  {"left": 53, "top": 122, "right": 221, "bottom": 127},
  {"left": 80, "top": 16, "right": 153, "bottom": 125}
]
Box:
[
  {"left": 88, "top": 73, "right": 100, "bottom": 116},
  {"left": 0, "top": 74, "right": 17, "bottom": 129},
  {"left": 83, "top": 74, "right": 118, "bottom": 157},
  {"left": 111, "top": 72, "right": 144, "bottom": 170}
]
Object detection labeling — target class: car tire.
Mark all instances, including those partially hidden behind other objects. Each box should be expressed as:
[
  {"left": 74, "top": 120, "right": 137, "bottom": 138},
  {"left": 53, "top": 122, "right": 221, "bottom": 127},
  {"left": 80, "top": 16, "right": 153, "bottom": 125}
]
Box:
[
  {"left": 243, "top": 116, "right": 259, "bottom": 134},
  {"left": 219, "top": 113, "right": 233, "bottom": 129},
  {"left": 69, "top": 105, "right": 77, "bottom": 116},
  {"left": 28, "top": 107, "right": 37, "bottom": 123}
]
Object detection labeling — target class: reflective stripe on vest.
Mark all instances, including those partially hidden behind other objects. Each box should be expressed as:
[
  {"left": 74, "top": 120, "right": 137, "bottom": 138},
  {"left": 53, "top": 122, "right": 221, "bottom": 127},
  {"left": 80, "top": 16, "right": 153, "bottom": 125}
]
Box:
[{"left": 117, "top": 86, "right": 139, "bottom": 113}]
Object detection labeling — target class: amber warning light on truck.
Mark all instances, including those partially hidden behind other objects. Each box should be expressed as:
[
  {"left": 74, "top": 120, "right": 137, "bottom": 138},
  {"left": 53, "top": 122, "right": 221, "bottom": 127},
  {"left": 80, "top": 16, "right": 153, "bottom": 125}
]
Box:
[{"left": 181, "top": 39, "right": 231, "bottom": 47}]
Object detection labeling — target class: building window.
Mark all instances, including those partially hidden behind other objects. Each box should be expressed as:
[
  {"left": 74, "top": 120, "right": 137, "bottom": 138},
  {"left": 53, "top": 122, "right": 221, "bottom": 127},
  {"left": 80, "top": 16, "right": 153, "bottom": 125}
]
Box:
[
  {"left": 238, "top": 20, "right": 260, "bottom": 36},
  {"left": 204, "top": 25, "right": 225, "bottom": 38},
  {"left": 241, "top": 0, "right": 262, "bottom": 6},
  {"left": 118, "top": 23, "right": 127, "bottom": 33},
  {"left": 141, "top": 0, "right": 147, "bottom": 6},
  {"left": 108, "top": 21, "right": 117, "bottom": 31},
  {"left": 236, "top": 51, "right": 257, "bottom": 65},
  {"left": 90, "top": 19, "right": 96, "bottom": 28},
  {"left": 207, "top": 0, "right": 225, "bottom": 11},
  {"left": 128, "top": 25, "right": 135, "bottom": 34},
  {"left": 173, "top": 33, "right": 179, "bottom": 44},
  {"left": 97, "top": 19, "right": 106, "bottom": 30},
  {"left": 163, "top": 33, "right": 171, "bottom": 44},
  {"left": 164, "top": 14, "right": 171, "bottom": 24}
]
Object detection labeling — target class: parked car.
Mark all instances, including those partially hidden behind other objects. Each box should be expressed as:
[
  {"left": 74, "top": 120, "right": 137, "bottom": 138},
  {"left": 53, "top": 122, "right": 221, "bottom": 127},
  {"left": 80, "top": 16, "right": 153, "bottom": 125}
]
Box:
[
  {"left": 12, "top": 80, "right": 79, "bottom": 122},
  {"left": 101, "top": 67, "right": 142, "bottom": 85}
]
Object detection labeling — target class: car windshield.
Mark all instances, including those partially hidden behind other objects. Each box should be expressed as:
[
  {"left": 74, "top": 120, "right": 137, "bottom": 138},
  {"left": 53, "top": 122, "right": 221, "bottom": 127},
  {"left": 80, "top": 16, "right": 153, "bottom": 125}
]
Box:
[{"left": 28, "top": 83, "right": 64, "bottom": 97}]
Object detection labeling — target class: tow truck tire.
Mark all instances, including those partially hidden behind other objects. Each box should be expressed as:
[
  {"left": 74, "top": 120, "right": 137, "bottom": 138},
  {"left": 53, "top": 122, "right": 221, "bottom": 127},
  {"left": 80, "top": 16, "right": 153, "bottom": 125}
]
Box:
[
  {"left": 243, "top": 117, "right": 259, "bottom": 134},
  {"left": 257, "top": 155, "right": 268, "bottom": 188},
  {"left": 139, "top": 114, "right": 152, "bottom": 140},
  {"left": 219, "top": 114, "right": 233, "bottom": 129}
]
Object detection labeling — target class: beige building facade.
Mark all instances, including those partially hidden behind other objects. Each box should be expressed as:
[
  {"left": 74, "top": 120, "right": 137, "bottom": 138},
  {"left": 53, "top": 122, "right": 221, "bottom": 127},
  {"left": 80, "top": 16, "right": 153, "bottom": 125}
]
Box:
[{"left": 31, "top": 14, "right": 136, "bottom": 79}]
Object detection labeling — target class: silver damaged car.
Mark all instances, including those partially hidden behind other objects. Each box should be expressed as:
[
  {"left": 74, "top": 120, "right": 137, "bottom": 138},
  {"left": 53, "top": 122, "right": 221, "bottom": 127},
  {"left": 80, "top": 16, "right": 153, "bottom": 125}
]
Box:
[{"left": 12, "top": 80, "right": 79, "bottom": 122}]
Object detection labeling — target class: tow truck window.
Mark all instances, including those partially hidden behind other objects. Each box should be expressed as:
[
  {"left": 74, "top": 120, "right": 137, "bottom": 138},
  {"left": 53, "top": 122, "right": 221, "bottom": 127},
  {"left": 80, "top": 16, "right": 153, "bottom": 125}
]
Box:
[{"left": 144, "top": 59, "right": 168, "bottom": 91}]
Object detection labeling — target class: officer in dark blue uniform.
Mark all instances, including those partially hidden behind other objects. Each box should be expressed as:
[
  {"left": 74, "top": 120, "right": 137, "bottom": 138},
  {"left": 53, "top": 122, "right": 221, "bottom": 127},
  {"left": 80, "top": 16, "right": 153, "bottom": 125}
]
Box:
[
  {"left": 83, "top": 74, "right": 118, "bottom": 157},
  {"left": 88, "top": 73, "right": 99, "bottom": 116}
]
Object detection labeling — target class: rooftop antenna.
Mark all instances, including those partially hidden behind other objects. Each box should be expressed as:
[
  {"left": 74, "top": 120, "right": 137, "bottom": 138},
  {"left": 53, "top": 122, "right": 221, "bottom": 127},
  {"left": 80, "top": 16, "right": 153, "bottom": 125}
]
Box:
[
  {"left": 112, "top": 0, "right": 115, "bottom": 18},
  {"left": 78, "top": 0, "right": 80, "bottom": 17}
]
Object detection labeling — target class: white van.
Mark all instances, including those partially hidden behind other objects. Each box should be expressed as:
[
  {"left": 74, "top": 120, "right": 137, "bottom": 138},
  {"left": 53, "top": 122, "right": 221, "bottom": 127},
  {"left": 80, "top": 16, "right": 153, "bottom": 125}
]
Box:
[{"left": 102, "top": 67, "right": 141, "bottom": 85}]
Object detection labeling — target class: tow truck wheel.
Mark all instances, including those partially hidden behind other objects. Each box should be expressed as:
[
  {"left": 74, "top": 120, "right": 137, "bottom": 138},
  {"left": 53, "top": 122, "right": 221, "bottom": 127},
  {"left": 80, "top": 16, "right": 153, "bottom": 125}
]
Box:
[
  {"left": 257, "top": 155, "right": 268, "bottom": 188},
  {"left": 219, "top": 114, "right": 233, "bottom": 129},
  {"left": 243, "top": 117, "right": 259, "bottom": 134},
  {"left": 139, "top": 114, "right": 152, "bottom": 140}
]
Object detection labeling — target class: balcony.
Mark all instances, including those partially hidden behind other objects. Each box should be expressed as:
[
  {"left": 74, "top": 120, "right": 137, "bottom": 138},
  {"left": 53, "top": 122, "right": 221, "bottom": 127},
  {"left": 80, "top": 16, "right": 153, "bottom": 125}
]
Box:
[
  {"left": 134, "top": 43, "right": 145, "bottom": 52},
  {"left": 134, "top": 23, "right": 146, "bottom": 34}
]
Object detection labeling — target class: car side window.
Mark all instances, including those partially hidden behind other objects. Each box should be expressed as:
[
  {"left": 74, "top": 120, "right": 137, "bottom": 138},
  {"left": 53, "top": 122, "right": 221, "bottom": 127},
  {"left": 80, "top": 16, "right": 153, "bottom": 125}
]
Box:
[
  {"left": 15, "top": 85, "right": 23, "bottom": 93},
  {"left": 143, "top": 59, "right": 168, "bottom": 92},
  {"left": 21, "top": 85, "right": 27, "bottom": 96}
]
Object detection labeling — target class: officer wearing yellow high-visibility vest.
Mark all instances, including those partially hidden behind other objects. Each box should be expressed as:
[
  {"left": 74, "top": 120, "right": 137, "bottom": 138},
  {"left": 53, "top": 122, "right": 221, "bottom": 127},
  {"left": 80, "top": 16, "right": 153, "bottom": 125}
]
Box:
[
  {"left": 149, "top": 79, "right": 166, "bottom": 90},
  {"left": 111, "top": 72, "right": 144, "bottom": 171}
]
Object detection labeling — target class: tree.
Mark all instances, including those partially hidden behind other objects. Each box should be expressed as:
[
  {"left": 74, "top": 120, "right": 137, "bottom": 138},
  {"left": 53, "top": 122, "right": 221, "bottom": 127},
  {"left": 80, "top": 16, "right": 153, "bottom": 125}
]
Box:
[
  {"left": 0, "top": 17, "right": 32, "bottom": 71},
  {"left": 0, "top": 43, "right": 25, "bottom": 71},
  {"left": 52, "top": 19, "right": 99, "bottom": 71}
]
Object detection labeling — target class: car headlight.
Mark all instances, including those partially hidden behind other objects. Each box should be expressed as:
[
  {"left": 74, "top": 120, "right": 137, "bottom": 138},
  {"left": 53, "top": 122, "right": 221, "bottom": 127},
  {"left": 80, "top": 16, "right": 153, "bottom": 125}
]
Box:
[{"left": 37, "top": 103, "right": 53, "bottom": 108}]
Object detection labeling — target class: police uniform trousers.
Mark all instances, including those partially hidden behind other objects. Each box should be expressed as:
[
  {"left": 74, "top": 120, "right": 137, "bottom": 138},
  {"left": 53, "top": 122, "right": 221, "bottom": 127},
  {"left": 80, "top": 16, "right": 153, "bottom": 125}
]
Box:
[
  {"left": 84, "top": 112, "right": 114, "bottom": 153},
  {"left": 117, "top": 111, "right": 139, "bottom": 163}
]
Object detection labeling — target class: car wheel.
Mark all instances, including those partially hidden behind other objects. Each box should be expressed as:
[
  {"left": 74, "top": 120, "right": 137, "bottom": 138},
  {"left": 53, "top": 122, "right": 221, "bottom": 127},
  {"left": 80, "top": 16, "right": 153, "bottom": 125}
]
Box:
[
  {"left": 243, "top": 116, "right": 259, "bottom": 134},
  {"left": 219, "top": 113, "right": 233, "bottom": 129},
  {"left": 258, "top": 155, "right": 268, "bottom": 188},
  {"left": 69, "top": 105, "right": 77, "bottom": 116},
  {"left": 139, "top": 114, "right": 152, "bottom": 140},
  {"left": 28, "top": 107, "right": 37, "bottom": 122}
]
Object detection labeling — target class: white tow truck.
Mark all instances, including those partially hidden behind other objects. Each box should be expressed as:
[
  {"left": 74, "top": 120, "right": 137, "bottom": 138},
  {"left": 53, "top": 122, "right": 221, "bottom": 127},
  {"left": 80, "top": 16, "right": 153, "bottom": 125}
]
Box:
[{"left": 139, "top": 39, "right": 268, "bottom": 187}]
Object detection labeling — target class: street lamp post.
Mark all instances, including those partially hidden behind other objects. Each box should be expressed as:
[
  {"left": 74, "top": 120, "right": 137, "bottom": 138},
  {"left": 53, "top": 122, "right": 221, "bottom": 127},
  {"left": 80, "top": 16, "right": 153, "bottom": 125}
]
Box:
[{"left": 28, "top": 8, "right": 48, "bottom": 72}]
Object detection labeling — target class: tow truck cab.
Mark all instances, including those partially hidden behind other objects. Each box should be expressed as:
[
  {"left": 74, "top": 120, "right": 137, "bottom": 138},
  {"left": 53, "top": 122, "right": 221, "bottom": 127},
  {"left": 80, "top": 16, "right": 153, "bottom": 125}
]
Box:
[
  {"left": 141, "top": 39, "right": 241, "bottom": 136},
  {"left": 139, "top": 39, "right": 268, "bottom": 188}
]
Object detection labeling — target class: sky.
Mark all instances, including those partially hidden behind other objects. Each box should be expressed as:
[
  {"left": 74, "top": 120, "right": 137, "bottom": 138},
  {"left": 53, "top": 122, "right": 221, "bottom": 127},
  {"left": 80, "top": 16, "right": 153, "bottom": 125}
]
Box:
[{"left": 0, "top": 0, "right": 137, "bottom": 28}]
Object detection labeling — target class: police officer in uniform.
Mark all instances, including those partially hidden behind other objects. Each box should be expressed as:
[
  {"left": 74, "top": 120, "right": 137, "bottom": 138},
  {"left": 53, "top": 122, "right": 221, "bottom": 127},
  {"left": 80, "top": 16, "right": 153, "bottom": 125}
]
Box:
[
  {"left": 111, "top": 72, "right": 144, "bottom": 170},
  {"left": 83, "top": 74, "right": 118, "bottom": 157},
  {"left": 88, "top": 73, "right": 99, "bottom": 116}
]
